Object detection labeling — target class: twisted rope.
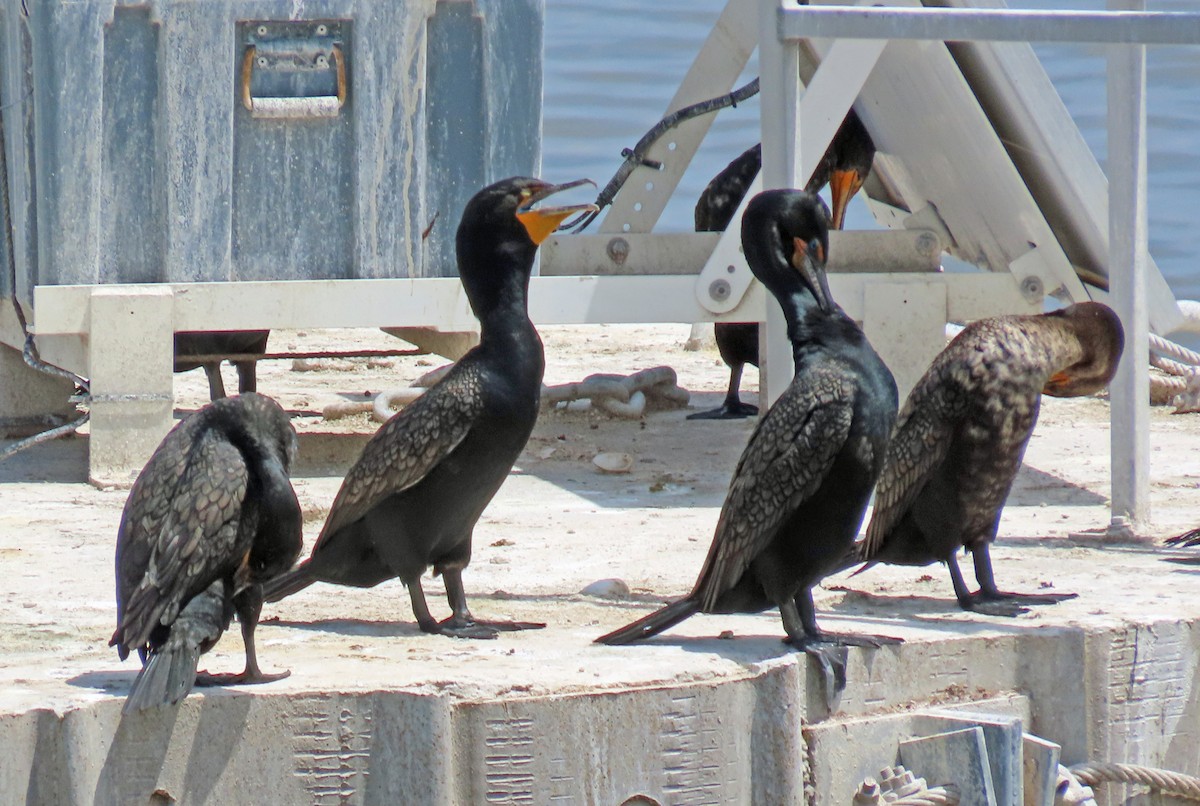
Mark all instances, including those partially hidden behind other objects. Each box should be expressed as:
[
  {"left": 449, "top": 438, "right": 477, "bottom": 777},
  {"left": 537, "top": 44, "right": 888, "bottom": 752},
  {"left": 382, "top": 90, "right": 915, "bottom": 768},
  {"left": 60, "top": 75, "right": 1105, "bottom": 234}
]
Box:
[
  {"left": 1070, "top": 762, "right": 1200, "bottom": 801},
  {"left": 890, "top": 784, "right": 961, "bottom": 806},
  {"left": 1150, "top": 333, "right": 1200, "bottom": 368}
]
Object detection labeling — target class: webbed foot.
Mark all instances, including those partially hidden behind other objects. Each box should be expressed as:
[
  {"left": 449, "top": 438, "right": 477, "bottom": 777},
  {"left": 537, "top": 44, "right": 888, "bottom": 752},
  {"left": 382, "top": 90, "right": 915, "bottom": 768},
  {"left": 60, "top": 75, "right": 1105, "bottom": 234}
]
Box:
[
  {"left": 686, "top": 401, "right": 758, "bottom": 420},
  {"left": 194, "top": 668, "right": 290, "bottom": 687}
]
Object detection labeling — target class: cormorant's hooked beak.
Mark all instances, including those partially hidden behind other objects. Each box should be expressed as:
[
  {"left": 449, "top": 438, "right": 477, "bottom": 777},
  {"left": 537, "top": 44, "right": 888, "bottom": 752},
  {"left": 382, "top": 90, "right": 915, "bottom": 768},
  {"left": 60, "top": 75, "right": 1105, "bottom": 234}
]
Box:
[
  {"left": 516, "top": 178, "right": 598, "bottom": 245},
  {"left": 828, "top": 168, "right": 865, "bottom": 231},
  {"left": 791, "top": 236, "right": 833, "bottom": 313},
  {"left": 1042, "top": 370, "right": 1073, "bottom": 396}
]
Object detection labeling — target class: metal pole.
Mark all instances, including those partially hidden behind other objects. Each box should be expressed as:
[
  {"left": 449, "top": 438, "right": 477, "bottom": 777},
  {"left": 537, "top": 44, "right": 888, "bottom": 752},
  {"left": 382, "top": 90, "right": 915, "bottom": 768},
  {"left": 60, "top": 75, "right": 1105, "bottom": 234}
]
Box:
[
  {"left": 758, "top": 0, "right": 802, "bottom": 405},
  {"left": 1108, "top": 0, "right": 1150, "bottom": 527}
]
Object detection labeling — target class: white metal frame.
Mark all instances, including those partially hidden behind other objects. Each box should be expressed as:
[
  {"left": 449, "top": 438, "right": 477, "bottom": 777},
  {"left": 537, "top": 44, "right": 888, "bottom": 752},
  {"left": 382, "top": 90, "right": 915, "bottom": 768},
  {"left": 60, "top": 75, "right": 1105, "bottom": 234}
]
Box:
[{"left": 765, "top": 0, "right": 1200, "bottom": 526}]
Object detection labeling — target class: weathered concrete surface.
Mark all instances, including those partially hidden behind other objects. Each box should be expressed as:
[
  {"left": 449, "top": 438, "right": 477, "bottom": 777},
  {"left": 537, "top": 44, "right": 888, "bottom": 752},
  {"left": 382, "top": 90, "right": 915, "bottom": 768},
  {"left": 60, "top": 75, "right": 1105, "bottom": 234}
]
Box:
[{"left": 1, "top": 324, "right": 1199, "bottom": 805}]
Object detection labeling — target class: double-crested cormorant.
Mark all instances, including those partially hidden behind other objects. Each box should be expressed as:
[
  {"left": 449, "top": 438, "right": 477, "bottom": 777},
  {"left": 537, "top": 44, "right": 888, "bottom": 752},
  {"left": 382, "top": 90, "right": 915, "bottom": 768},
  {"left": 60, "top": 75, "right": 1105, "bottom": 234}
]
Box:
[
  {"left": 851, "top": 302, "right": 1124, "bottom": 616},
  {"left": 174, "top": 330, "right": 271, "bottom": 400},
  {"left": 111, "top": 392, "right": 302, "bottom": 711},
  {"left": 598, "top": 190, "right": 900, "bottom": 689},
  {"left": 263, "top": 177, "right": 596, "bottom": 639},
  {"left": 689, "top": 111, "right": 876, "bottom": 420}
]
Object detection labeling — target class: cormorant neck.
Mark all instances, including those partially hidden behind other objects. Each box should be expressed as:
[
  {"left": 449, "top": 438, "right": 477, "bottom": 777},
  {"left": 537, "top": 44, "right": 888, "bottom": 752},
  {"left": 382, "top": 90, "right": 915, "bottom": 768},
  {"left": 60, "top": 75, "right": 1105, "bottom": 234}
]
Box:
[
  {"left": 459, "top": 237, "right": 537, "bottom": 337},
  {"left": 777, "top": 288, "right": 829, "bottom": 360}
]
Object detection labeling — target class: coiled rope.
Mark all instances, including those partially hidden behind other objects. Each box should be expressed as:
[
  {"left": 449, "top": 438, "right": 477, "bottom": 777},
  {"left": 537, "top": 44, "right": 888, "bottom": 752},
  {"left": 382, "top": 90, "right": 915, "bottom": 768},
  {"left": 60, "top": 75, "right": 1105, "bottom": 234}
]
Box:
[{"left": 1070, "top": 762, "right": 1200, "bottom": 801}]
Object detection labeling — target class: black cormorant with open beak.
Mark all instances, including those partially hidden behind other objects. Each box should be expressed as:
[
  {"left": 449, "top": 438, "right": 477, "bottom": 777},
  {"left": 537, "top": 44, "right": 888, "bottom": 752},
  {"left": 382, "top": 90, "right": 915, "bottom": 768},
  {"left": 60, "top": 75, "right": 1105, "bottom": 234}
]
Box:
[{"left": 263, "top": 178, "right": 596, "bottom": 639}]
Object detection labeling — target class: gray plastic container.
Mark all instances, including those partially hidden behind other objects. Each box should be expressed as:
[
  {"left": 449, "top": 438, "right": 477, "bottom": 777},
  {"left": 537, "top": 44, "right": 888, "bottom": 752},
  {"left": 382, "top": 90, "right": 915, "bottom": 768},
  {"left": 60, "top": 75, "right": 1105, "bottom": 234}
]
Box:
[{"left": 0, "top": 0, "right": 542, "bottom": 309}]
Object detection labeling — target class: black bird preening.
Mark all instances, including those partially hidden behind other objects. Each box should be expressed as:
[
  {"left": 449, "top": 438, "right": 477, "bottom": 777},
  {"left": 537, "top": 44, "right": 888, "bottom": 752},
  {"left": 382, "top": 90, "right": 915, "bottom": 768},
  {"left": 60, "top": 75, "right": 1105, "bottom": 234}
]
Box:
[
  {"left": 262, "top": 177, "right": 597, "bottom": 639},
  {"left": 598, "top": 189, "right": 901, "bottom": 697},
  {"left": 689, "top": 111, "right": 876, "bottom": 420},
  {"left": 174, "top": 330, "right": 271, "bottom": 401},
  {"left": 111, "top": 392, "right": 302, "bottom": 712},
  {"left": 851, "top": 302, "right": 1125, "bottom": 616}
]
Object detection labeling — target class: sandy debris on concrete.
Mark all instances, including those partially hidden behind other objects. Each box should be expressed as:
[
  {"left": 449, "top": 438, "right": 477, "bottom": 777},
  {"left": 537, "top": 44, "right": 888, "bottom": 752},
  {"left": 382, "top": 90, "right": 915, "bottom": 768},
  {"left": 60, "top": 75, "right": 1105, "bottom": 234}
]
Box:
[{"left": 1, "top": 323, "right": 1199, "bottom": 714}]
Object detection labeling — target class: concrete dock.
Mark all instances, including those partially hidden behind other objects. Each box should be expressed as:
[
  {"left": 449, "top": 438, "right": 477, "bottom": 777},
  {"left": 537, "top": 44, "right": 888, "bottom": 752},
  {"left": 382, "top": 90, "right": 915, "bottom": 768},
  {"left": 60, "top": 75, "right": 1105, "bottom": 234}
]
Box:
[{"left": 2, "top": 325, "right": 1198, "bottom": 805}]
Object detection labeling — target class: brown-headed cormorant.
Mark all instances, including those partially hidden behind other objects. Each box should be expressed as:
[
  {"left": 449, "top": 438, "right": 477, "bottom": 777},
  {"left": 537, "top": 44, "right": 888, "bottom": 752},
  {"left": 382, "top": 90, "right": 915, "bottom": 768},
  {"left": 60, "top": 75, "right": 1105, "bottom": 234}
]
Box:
[
  {"left": 852, "top": 302, "right": 1124, "bottom": 616},
  {"left": 174, "top": 330, "right": 271, "bottom": 400},
  {"left": 598, "top": 190, "right": 900, "bottom": 694},
  {"left": 111, "top": 392, "right": 302, "bottom": 711},
  {"left": 689, "top": 110, "right": 876, "bottom": 420},
  {"left": 262, "top": 177, "right": 596, "bottom": 639}
]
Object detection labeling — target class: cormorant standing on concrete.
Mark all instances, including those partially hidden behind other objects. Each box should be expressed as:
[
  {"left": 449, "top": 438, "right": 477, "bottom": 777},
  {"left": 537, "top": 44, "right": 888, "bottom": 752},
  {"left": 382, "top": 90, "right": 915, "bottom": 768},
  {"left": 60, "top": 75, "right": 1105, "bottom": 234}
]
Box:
[
  {"left": 689, "top": 111, "right": 876, "bottom": 420},
  {"left": 111, "top": 392, "right": 302, "bottom": 712},
  {"left": 852, "top": 303, "right": 1124, "bottom": 616},
  {"left": 598, "top": 190, "right": 900, "bottom": 688},
  {"left": 263, "top": 177, "right": 596, "bottom": 639},
  {"left": 174, "top": 330, "right": 271, "bottom": 400}
]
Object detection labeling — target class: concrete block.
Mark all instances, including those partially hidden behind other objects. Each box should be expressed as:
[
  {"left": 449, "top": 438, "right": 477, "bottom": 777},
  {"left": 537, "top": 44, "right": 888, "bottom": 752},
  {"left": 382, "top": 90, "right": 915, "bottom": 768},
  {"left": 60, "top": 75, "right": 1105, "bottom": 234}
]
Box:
[
  {"left": 86, "top": 286, "right": 174, "bottom": 485},
  {"left": 900, "top": 726, "right": 997, "bottom": 806},
  {"left": 1022, "top": 734, "right": 1061, "bottom": 806},
  {"left": 452, "top": 663, "right": 805, "bottom": 805},
  {"left": 924, "top": 711, "right": 1025, "bottom": 806},
  {"left": 0, "top": 341, "right": 76, "bottom": 436},
  {"left": 382, "top": 326, "right": 479, "bottom": 361},
  {"left": 863, "top": 280, "right": 947, "bottom": 401},
  {"left": 803, "top": 694, "right": 1029, "bottom": 805}
]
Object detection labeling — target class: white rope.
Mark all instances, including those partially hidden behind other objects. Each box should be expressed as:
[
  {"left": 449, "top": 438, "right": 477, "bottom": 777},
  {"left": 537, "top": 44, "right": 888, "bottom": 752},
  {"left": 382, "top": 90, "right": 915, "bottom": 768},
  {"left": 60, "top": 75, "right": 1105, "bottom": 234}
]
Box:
[
  {"left": 1150, "top": 332, "right": 1200, "bottom": 368},
  {"left": 1070, "top": 761, "right": 1200, "bottom": 801}
]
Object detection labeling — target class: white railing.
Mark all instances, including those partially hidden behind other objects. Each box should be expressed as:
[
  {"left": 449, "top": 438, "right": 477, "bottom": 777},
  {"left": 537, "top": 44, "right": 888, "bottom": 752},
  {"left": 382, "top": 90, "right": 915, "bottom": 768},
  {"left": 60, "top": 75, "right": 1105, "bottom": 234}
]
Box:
[{"left": 759, "top": 0, "right": 1200, "bottom": 526}]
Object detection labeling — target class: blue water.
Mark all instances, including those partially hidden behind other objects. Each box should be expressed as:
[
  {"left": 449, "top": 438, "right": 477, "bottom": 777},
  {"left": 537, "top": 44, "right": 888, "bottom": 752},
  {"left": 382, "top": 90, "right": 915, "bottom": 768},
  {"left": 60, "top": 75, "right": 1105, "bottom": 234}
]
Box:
[{"left": 542, "top": 0, "right": 1200, "bottom": 308}]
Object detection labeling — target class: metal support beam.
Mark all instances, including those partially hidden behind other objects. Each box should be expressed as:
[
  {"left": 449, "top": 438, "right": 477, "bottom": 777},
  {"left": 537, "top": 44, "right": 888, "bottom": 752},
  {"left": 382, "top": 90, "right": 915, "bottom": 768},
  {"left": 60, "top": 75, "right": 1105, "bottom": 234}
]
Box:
[
  {"left": 758, "top": 0, "right": 804, "bottom": 406},
  {"left": 777, "top": 4, "right": 1200, "bottom": 45},
  {"left": 1108, "top": 0, "right": 1150, "bottom": 526}
]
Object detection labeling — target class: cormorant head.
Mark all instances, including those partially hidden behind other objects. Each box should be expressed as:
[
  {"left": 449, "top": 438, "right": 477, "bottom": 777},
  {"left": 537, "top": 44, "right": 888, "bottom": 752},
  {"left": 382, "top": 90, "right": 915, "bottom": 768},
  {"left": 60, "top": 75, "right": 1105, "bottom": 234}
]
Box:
[
  {"left": 826, "top": 111, "right": 875, "bottom": 231},
  {"left": 456, "top": 177, "right": 596, "bottom": 315},
  {"left": 1042, "top": 302, "right": 1125, "bottom": 397},
  {"left": 742, "top": 189, "right": 834, "bottom": 313},
  {"left": 458, "top": 176, "right": 596, "bottom": 252},
  {"left": 236, "top": 392, "right": 299, "bottom": 470}
]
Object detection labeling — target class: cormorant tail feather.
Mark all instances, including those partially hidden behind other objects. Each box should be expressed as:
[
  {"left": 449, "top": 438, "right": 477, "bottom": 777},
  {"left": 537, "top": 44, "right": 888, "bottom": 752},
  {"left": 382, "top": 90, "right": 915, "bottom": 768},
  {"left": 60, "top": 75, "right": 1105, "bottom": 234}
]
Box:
[{"left": 594, "top": 598, "right": 699, "bottom": 646}]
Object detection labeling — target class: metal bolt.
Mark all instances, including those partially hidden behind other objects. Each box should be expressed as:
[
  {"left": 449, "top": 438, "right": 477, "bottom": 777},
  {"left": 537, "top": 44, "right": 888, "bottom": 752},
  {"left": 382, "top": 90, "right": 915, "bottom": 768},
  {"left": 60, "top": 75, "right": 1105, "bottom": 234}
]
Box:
[
  {"left": 1020, "top": 274, "right": 1045, "bottom": 303},
  {"left": 256, "top": 25, "right": 268, "bottom": 37},
  {"left": 709, "top": 279, "right": 732, "bottom": 303},
  {"left": 853, "top": 778, "right": 883, "bottom": 806},
  {"left": 316, "top": 23, "right": 328, "bottom": 36},
  {"left": 316, "top": 54, "right": 329, "bottom": 68},
  {"left": 257, "top": 56, "right": 268, "bottom": 68},
  {"left": 606, "top": 237, "right": 630, "bottom": 266}
]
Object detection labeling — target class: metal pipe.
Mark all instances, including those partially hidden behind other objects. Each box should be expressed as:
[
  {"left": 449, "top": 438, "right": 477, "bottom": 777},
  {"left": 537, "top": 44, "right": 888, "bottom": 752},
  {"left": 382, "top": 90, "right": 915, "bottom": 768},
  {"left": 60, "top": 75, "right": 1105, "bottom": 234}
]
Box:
[
  {"left": 778, "top": 4, "right": 1200, "bottom": 46},
  {"left": 1108, "top": 0, "right": 1151, "bottom": 526}
]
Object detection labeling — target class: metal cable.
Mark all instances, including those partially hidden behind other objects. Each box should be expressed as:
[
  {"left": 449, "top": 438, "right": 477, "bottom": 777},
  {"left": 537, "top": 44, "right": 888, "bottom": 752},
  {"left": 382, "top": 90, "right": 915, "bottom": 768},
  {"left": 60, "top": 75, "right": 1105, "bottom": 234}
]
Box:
[
  {"left": 1070, "top": 762, "right": 1200, "bottom": 801},
  {"left": 568, "top": 77, "right": 761, "bottom": 233}
]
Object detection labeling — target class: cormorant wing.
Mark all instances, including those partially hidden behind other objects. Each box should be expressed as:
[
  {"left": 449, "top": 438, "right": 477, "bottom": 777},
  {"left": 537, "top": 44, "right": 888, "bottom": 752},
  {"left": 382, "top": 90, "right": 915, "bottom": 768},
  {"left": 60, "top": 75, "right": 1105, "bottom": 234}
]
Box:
[
  {"left": 693, "top": 374, "right": 856, "bottom": 611},
  {"left": 859, "top": 384, "right": 962, "bottom": 560},
  {"left": 313, "top": 368, "right": 484, "bottom": 546},
  {"left": 115, "top": 428, "right": 250, "bottom": 654}
]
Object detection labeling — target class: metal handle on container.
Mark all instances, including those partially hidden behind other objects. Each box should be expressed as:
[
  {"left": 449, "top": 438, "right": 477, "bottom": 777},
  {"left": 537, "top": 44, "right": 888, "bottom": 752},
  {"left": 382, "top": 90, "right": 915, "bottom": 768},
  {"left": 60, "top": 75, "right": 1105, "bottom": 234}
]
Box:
[{"left": 241, "top": 44, "right": 347, "bottom": 119}]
